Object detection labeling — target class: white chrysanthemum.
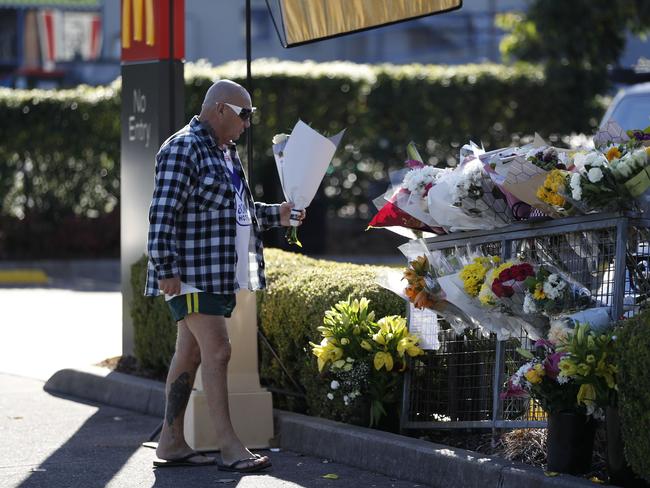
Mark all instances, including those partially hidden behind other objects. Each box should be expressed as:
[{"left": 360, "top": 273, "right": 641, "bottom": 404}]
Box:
[
  {"left": 326, "top": 393, "right": 334, "bottom": 400},
  {"left": 402, "top": 166, "right": 440, "bottom": 196},
  {"left": 584, "top": 151, "right": 606, "bottom": 168},
  {"left": 587, "top": 167, "right": 604, "bottom": 183},
  {"left": 570, "top": 172, "right": 582, "bottom": 200},
  {"left": 330, "top": 380, "right": 340, "bottom": 390},
  {"left": 543, "top": 275, "right": 565, "bottom": 300},
  {"left": 523, "top": 292, "right": 537, "bottom": 314}
]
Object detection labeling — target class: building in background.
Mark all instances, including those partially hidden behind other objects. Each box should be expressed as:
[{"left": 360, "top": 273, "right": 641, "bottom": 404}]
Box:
[
  {"left": 0, "top": 0, "right": 105, "bottom": 88},
  {"left": 1, "top": 0, "right": 648, "bottom": 88}
]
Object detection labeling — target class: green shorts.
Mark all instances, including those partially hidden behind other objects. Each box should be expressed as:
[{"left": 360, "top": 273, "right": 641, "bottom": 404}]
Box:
[{"left": 167, "top": 292, "right": 236, "bottom": 323}]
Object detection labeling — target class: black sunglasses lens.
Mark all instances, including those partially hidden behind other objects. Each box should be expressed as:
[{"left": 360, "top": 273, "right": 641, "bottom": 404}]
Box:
[{"left": 239, "top": 109, "right": 252, "bottom": 121}]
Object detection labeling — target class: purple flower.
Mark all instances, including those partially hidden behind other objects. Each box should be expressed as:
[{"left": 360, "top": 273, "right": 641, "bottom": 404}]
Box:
[
  {"left": 543, "top": 352, "right": 565, "bottom": 380},
  {"left": 534, "top": 339, "right": 555, "bottom": 350},
  {"left": 501, "top": 376, "right": 529, "bottom": 399}
]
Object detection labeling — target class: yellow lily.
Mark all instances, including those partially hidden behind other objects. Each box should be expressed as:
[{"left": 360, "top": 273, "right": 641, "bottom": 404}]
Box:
[
  {"left": 577, "top": 383, "right": 596, "bottom": 407},
  {"left": 372, "top": 332, "right": 386, "bottom": 345},
  {"left": 360, "top": 340, "right": 372, "bottom": 351},
  {"left": 374, "top": 351, "right": 394, "bottom": 371}
]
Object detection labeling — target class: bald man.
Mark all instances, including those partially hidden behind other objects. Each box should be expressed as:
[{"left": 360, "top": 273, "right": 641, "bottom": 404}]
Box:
[{"left": 145, "top": 79, "right": 304, "bottom": 471}]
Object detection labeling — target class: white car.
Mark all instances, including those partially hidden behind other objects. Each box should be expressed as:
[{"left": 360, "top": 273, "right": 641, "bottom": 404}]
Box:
[{"left": 600, "top": 82, "right": 650, "bottom": 130}]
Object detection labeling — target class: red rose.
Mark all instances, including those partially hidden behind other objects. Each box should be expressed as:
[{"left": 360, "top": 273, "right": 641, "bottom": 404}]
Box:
[
  {"left": 499, "top": 268, "right": 512, "bottom": 281},
  {"left": 492, "top": 281, "right": 514, "bottom": 298}
]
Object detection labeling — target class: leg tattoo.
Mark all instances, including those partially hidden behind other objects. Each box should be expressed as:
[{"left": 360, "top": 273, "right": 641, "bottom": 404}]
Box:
[{"left": 166, "top": 372, "right": 193, "bottom": 427}]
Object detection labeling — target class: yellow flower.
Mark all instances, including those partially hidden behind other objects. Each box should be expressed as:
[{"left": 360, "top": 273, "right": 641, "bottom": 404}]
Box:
[
  {"left": 586, "top": 354, "right": 595, "bottom": 364},
  {"left": 397, "top": 336, "right": 424, "bottom": 357},
  {"left": 577, "top": 383, "right": 596, "bottom": 406},
  {"left": 606, "top": 147, "right": 622, "bottom": 161},
  {"left": 576, "top": 363, "right": 591, "bottom": 376},
  {"left": 595, "top": 355, "right": 617, "bottom": 389},
  {"left": 372, "top": 332, "right": 386, "bottom": 345},
  {"left": 524, "top": 363, "right": 545, "bottom": 384},
  {"left": 340, "top": 337, "right": 350, "bottom": 345},
  {"left": 537, "top": 170, "right": 567, "bottom": 207},
  {"left": 310, "top": 338, "right": 344, "bottom": 372},
  {"left": 360, "top": 340, "right": 372, "bottom": 351},
  {"left": 533, "top": 285, "right": 546, "bottom": 300},
  {"left": 559, "top": 358, "right": 577, "bottom": 377},
  {"left": 374, "top": 351, "right": 394, "bottom": 371}
]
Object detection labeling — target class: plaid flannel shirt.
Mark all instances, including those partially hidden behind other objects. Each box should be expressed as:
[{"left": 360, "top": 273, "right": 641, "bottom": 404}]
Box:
[{"left": 144, "top": 116, "right": 282, "bottom": 296}]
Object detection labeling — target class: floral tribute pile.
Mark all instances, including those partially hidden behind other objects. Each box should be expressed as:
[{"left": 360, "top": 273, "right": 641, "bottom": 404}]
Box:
[{"left": 369, "top": 122, "right": 650, "bottom": 235}]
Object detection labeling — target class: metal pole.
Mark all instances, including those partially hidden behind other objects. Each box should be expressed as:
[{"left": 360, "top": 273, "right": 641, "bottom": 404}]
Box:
[{"left": 246, "top": 0, "right": 253, "bottom": 186}]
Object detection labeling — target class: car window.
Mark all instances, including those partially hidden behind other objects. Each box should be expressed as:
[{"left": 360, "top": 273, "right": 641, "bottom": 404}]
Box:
[{"left": 609, "top": 94, "right": 650, "bottom": 130}]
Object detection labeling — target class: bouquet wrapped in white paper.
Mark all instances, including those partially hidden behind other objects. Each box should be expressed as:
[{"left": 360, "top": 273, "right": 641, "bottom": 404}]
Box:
[
  {"left": 272, "top": 120, "right": 345, "bottom": 246},
  {"left": 426, "top": 158, "right": 514, "bottom": 232}
]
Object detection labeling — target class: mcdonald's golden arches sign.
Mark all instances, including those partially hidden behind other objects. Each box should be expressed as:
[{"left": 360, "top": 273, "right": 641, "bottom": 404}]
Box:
[{"left": 121, "top": 0, "right": 184, "bottom": 62}]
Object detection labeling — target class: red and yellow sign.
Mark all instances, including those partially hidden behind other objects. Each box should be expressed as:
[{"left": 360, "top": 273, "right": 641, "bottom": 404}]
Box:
[{"left": 121, "top": 0, "right": 184, "bottom": 62}]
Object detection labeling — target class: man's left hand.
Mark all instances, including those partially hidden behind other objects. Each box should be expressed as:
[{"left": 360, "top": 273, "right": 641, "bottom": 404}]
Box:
[{"left": 280, "top": 202, "right": 306, "bottom": 227}]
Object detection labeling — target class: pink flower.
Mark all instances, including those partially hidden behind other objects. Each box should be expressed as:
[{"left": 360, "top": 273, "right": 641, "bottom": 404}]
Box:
[
  {"left": 543, "top": 352, "right": 566, "bottom": 380},
  {"left": 500, "top": 377, "right": 528, "bottom": 399},
  {"left": 405, "top": 159, "right": 425, "bottom": 169}
]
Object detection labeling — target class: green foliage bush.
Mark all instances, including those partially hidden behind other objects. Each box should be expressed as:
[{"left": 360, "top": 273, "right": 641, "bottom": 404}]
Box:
[
  {"left": 130, "top": 254, "right": 176, "bottom": 376},
  {"left": 257, "top": 248, "right": 405, "bottom": 422},
  {"left": 615, "top": 311, "right": 650, "bottom": 481},
  {"left": 129, "top": 248, "right": 406, "bottom": 424}
]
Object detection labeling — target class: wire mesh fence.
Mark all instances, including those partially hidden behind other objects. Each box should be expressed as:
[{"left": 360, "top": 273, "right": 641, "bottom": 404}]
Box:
[{"left": 402, "top": 212, "right": 650, "bottom": 430}]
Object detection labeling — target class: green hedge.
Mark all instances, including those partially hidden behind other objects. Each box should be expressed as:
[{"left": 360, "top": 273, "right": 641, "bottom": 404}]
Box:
[
  {"left": 615, "top": 311, "right": 650, "bottom": 482},
  {"left": 130, "top": 254, "right": 176, "bottom": 376},
  {"left": 129, "top": 249, "right": 406, "bottom": 422},
  {"left": 0, "top": 59, "right": 607, "bottom": 257},
  {"left": 257, "top": 248, "right": 405, "bottom": 422}
]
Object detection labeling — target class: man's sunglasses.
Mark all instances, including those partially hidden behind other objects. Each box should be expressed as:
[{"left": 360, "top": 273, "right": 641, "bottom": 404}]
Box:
[{"left": 223, "top": 102, "right": 256, "bottom": 121}]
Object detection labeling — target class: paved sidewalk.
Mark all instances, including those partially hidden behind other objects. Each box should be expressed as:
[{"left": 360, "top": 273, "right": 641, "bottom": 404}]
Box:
[{"left": 0, "top": 373, "right": 427, "bottom": 488}]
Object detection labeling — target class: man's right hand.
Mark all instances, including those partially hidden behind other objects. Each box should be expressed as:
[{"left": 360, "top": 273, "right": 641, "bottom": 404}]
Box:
[{"left": 158, "top": 276, "right": 181, "bottom": 296}]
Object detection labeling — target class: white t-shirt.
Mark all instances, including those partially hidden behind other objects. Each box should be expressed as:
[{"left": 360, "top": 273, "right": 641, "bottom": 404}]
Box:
[
  {"left": 223, "top": 149, "right": 252, "bottom": 291},
  {"left": 165, "top": 149, "right": 253, "bottom": 301}
]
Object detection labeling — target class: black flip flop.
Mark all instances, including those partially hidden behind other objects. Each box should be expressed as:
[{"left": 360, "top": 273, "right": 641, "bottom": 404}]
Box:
[
  {"left": 217, "top": 456, "right": 272, "bottom": 473},
  {"left": 153, "top": 452, "right": 217, "bottom": 468}
]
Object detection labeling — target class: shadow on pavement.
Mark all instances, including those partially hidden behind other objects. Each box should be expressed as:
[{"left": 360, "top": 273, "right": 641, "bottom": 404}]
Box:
[{"left": 16, "top": 390, "right": 159, "bottom": 488}]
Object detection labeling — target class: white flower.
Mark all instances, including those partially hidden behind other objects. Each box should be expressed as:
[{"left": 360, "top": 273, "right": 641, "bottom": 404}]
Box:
[
  {"left": 587, "top": 167, "right": 604, "bottom": 183},
  {"left": 572, "top": 152, "right": 587, "bottom": 171},
  {"left": 558, "top": 152, "right": 569, "bottom": 167},
  {"left": 543, "top": 274, "right": 566, "bottom": 300},
  {"left": 343, "top": 395, "right": 349, "bottom": 405},
  {"left": 272, "top": 133, "right": 289, "bottom": 145},
  {"left": 557, "top": 374, "right": 569, "bottom": 384},
  {"left": 451, "top": 159, "right": 484, "bottom": 204},
  {"left": 330, "top": 380, "right": 340, "bottom": 390},
  {"left": 570, "top": 172, "right": 583, "bottom": 200},
  {"left": 523, "top": 292, "right": 537, "bottom": 314},
  {"left": 584, "top": 151, "right": 606, "bottom": 168},
  {"left": 402, "top": 166, "right": 441, "bottom": 196},
  {"left": 326, "top": 393, "right": 334, "bottom": 400},
  {"left": 548, "top": 320, "right": 572, "bottom": 344}
]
